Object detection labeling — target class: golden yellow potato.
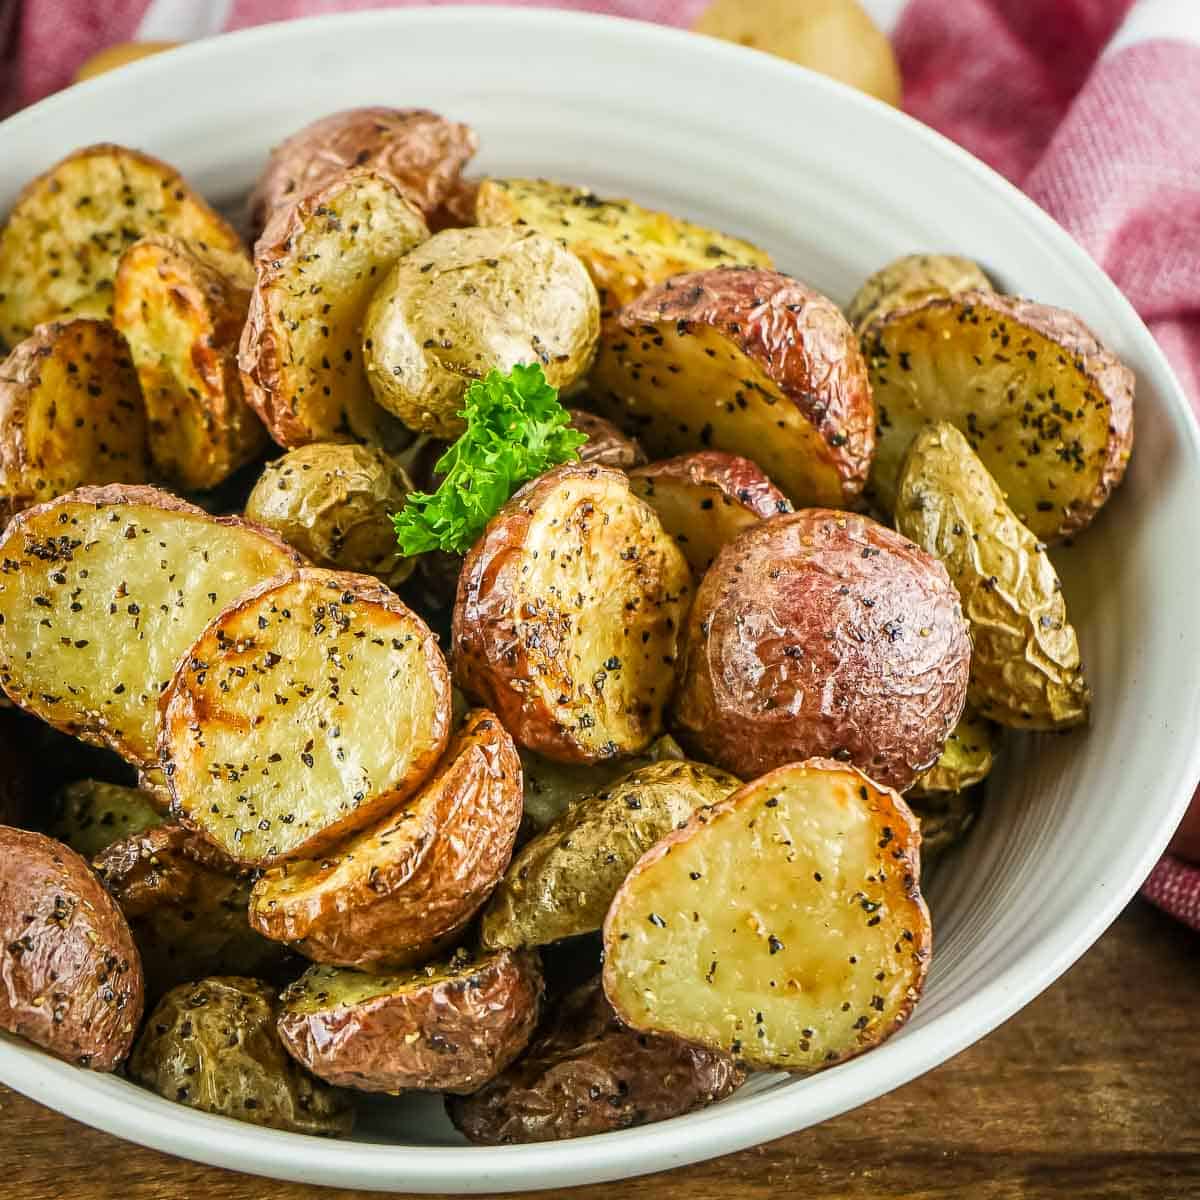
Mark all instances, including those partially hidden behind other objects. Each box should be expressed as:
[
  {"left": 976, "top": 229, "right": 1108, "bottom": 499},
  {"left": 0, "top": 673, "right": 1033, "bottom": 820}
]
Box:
[{"left": 74, "top": 42, "right": 179, "bottom": 83}]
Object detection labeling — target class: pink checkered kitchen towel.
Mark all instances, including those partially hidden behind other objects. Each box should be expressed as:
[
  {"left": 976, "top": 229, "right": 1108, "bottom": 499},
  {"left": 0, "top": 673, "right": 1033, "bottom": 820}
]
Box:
[{"left": 6, "top": 0, "right": 1200, "bottom": 927}]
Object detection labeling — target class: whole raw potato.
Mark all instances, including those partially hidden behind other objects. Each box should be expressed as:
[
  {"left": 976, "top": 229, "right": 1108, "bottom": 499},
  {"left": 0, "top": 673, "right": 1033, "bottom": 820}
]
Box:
[{"left": 671, "top": 510, "right": 971, "bottom": 791}]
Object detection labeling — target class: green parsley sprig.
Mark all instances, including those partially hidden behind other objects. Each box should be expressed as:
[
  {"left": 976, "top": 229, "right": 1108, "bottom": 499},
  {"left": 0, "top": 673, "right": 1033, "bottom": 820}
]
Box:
[{"left": 392, "top": 363, "right": 587, "bottom": 557}]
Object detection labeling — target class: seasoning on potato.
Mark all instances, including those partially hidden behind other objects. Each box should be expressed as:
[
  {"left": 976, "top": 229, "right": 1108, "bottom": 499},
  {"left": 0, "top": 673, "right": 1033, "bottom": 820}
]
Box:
[
  {"left": 603, "top": 759, "right": 930, "bottom": 1072},
  {"left": 50, "top": 779, "right": 164, "bottom": 859},
  {"left": 895, "top": 422, "right": 1090, "bottom": 729},
  {"left": 846, "top": 252, "right": 993, "bottom": 334},
  {"left": 909, "top": 710, "right": 997, "bottom": 799},
  {"left": 672, "top": 509, "right": 971, "bottom": 792},
  {"left": 590, "top": 266, "right": 874, "bottom": 508}
]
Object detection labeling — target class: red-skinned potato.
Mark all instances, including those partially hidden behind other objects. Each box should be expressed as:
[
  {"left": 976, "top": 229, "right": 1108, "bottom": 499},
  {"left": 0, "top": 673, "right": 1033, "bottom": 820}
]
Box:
[
  {"left": 671, "top": 509, "right": 970, "bottom": 791},
  {"left": 568, "top": 409, "right": 647, "bottom": 471},
  {"left": 590, "top": 266, "right": 874, "bottom": 508}
]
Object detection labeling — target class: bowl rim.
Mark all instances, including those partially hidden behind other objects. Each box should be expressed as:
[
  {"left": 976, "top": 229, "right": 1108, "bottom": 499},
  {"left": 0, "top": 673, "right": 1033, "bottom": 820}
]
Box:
[{"left": 2, "top": 5, "right": 1199, "bottom": 1193}]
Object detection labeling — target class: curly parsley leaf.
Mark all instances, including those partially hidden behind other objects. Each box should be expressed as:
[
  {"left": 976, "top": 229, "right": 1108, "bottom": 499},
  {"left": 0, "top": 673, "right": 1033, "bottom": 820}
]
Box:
[{"left": 392, "top": 363, "right": 587, "bottom": 557}]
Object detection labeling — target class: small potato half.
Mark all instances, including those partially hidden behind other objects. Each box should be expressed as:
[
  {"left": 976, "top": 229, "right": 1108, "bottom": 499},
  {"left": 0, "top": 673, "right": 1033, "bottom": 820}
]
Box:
[
  {"left": 363, "top": 226, "right": 600, "bottom": 439},
  {"left": 250, "top": 709, "right": 522, "bottom": 969},
  {"left": 277, "top": 948, "right": 542, "bottom": 1094},
  {"left": 603, "top": 759, "right": 930, "bottom": 1072},
  {"left": 50, "top": 779, "right": 164, "bottom": 859},
  {"left": 910, "top": 709, "right": 997, "bottom": 799},
  {"left": 846, "top": 252, "right": 992, "bottom": 334},
  {"left": 568, "top": 409, "right": 647, "bottom": 471},
  {"left": 0, "top": 318, "right": 150, "bottom": 521},
  {"left": 590, "top": 267, "right": 874, "bottom": 508},
  {"left": 453, "top": 463, "right": 692, "bottom": 763},
  {"left": 161, "top": 568, "right": 452, "bottom": 865}
]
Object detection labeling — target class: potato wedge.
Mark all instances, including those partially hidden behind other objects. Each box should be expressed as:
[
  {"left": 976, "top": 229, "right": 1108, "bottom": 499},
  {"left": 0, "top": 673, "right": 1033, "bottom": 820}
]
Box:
[
  {"left": 568, "top": 409, "right": 646, "bottom": 471},
  {"left": 239, "top": 169, "right": 430, "bottom": 449},
  {"left": 130, "top": 977, "right": 354, "bottom": 1135},
  {"left": 448, "top": 975, "right": 743, "bottom": 1144},
  {"left": 846, "top": 252, "right": 992, "bottom": 334},
  {"left": 629, "top": 451, "right": 792, "bottom": 574},
  {"left": 113, "top": 235, "right": 267, "bottom": 490},
  {"left": 895, "top": 422, "right": 1089, "bottom": 728},
  {"left": 590, "top": 267, "right": 874, "bottom": 507},
  {"left": 0, "top": 827, "right": 143, "bottom": 1071},
  {"left": 909, "top": 709, "right": 997, "bottom": 798},
  {"left": 907, "top": 789, "right": 982, "bottom": 862},
  {"left": 161, "top": 568, "right": 451, "bottom": 865},
  {"left": 0, "top": 318, "right": 150, "bottom": 520},
  {"left": 362, "top": 226, "right": 600, "bottom": 439},
  {"left": 483, "top": 759, "right": 740, "bottom": 950},
  {"left": 603, "top": 759, "right": 930, "bottom": 1072},
  {"left": 475, "top": 178, "right": 772, "bottom": 319},
  {"left": 865, "top": 290, "right": 1134, "bottom": 540},
  {"left": 0, "top": 484, "right": 301, "bottom": 768},
  {"left": 453, "top": 463, "right": 692, "bottom": 763},
  {"left": 247, "top": 107, "right": 478, "bottom": 238},
  {"left": 277, "top": 947, "right": 542, "bottom": 1094},
  {"left": 249, "top": 708, "right": 521, "bottom": 968},
  {"left": 50, "top": 779, "right": 164, "bottom": 858},
  {"left": 0, "top": 144, "right": 242, "bottom": 351}
]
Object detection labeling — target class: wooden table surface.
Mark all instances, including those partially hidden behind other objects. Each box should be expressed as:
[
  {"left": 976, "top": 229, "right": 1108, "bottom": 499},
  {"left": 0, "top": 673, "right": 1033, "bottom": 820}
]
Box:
[{"left": 3, "top": 899, "right": 1197, "bottom": 1200}]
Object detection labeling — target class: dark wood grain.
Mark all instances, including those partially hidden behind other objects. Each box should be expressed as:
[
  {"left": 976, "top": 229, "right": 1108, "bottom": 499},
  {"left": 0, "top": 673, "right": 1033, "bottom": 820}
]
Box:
[{"left": 3, "top": 899, "right": 1197, "bottom": 1200}]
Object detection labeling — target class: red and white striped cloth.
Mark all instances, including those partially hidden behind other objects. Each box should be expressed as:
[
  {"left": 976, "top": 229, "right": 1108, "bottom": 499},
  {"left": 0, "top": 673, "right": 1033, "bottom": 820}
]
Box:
[{"left": 5, "top": 0, "right": 1200, "bottom": 927}]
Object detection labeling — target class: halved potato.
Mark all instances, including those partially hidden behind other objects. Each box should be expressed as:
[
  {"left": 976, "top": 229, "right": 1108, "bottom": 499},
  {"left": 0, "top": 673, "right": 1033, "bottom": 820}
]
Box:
[
  {"left": 113, "top": 235, "right": 267, "bottom": 490},
  {"left": 568, "top": 409, "right": 646, "bottom": 471},
  {"left": 0, "top": 144, "right": 243, "bottom": 351},
  {"left": 895, "top": 422, "right": 1089, "bottom": 728},
  {"left": 603, "top": 759, "right": 931, "bottom": 1072},
  {"left": 0, "top": 319, "right": 150, "bottom": 520},
  {"left": 846, "top": 253, "right": 992, "bottom": 334},
  {"left": 909, "top": 709, "right": 997, "bottom": 798},
  {"left": 865, "top": 290, "right": 1134, "bottom": 540},
  {"left": 277, "top": 948, "right": 542, "bottom": 1094},
  {"left": 161, "top": 568, "right": 451, "bottom": 865},
  {"left": 50, "top": 779, "right": 164, "bottom": 858},
  {"left": 629, "top": 451, "right": 792, "bottom": 574},
  {"left": 239, "top": 168, "right": 430, "bottom": 449},
  {"left": 0, "top": 484, "right": 301, "bottom": 768},
  {"left": 476, "top": 178, "right": 772, "bottom": 318},
  {"left": 453, "top": 463, "right": 692, "bottom": 763},
  {"left": 590, "top": 267, "right": 874, "bottom": 507},
  {"left": 483, "top": 759, "right": 740, "bottom": 950},
  {"left": 249, "top": 708, "right": 522, "bottom": 968}
]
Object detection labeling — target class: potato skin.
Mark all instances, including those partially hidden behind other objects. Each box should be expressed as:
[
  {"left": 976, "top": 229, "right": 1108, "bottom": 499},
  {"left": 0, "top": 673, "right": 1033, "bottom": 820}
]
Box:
[
  {"left": 247, "top": 107, "right": 477, "bottom": 238},
  {"left": 448, "top": 976, "right": 743, "bottom": 1144},
  {"left": 0, "top": 827, "right": 143, "bottom": 1071},
  {"left": 909, "top": 709, "right": 996, "bottom": 798},
  {"left": 846, "top": 252, "right": 991, "bottom": 334},
  {"left": 672, "top": 509, "right": 971, "bottom": 791},
  {"left": 277, "top": 948, "right": 542, "bottom": 1094},
  {"left": 568, "top": 409, "right": 646, "bottom": 471},
  {"left": 50, "top": 780, "right": 164, "bottom": 859}
]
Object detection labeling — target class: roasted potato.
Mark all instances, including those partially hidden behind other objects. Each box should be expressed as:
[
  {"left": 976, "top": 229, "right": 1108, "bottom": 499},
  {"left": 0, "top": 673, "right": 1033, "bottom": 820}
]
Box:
[
  {"left": 603, "top": 759, "right": 930, "bottom": 1072},
  {"left": 0, "top": 318, "right": 150, "bottom": 520},
  {"left": 0, "top": 144, "right": 242, "bottom": 351},
  {"left": 249, "top": 709, "right": 521, "bottom": 969},
  {"left": 0, "top": 484, "right": 301, "bottom": 768},
  {"left": 590, "top": 267, "right": 874, "bottom": 508},
  {"left": 244, "top": 443, "right": 415, "bottom": 586},
  {"left": 0, "top": 826, "right": 143, "bottom": 1070},
  {"left": 895, "top": 422, "right": 1089, "bottom": 728},
  {"left": 239, "top": 168, "right": 430, "bottom": 449},
  {"left": 112, "top": 234, "right": 268, "bottom": 490},
  {"left": 50, "top": 780, "right": 164, "bottom": 858},
  {"left": 247, "top": 107, "right": 478, "bottom": 238},
  {"left": 475, "top": 178, "right": 772, "bottom": 319},
  {"left": 909, "top": 709, "right": 997, "bottom": 798},
  {"left": 130, "top": 977, "right": 354, "bottom": 1135},
  {"left": 864, "top": 290, "right": 1134, "bottom": 540},
  {"left": 453, "top": 463, "right": 692, "bottom": 763},
  {"left": 846, "top": 252, "right": 992, "bottom": 334},
  {"left": 277, "top": 948, "right": 542, "bottom": 1094},
  {"left": 362, "top": 226, "right": 600, "bottom": 439},
  {"left": 161, "top": 568, "right": 451, "bottom": 865},
  {"left": 672, "top": 509, "right": 971, "bottom": 792},
  {"left": 629, "top": 451, "right": 792, "bottom": 574},
  {"left": 907, "top": 788, "right": 983, "bottom": 861},
  {"left": 568, "top": 409, "right": 646, "bottom": 471},
  {"left": 448, "top": 976, "right": 743, "bottom": 1144},
  {"left": 483, "top": 759, "right": 740, "bottom": 950}
]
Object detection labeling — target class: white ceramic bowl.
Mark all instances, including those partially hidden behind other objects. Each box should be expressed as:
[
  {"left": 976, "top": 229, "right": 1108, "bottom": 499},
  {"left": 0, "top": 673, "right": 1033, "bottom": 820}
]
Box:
[{"left": 1, "top": 7, "right": 1197, "bottom": 1193}]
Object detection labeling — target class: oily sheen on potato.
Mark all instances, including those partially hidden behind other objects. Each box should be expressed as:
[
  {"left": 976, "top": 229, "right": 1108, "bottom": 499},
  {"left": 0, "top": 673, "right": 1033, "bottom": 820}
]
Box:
[
  {"left": 453, "top": 463, "right": 692, "bottom": 763},
  {"left": 603, "top": 759, "right": 931, "bottom": 1072},
  {"left": 161, "top": 568, "right": 451, "bottom": 865},
  {"left": 0, "top": 485, "right": 301, "bottom": 768}
]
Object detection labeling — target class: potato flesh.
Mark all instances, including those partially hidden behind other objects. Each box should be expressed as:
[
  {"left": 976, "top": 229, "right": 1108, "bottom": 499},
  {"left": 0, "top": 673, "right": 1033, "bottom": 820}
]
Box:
[
  {"left": 0, "top": 491, "right": 298, "bottom": 766},
  {"left": 603, "top": 761, "right": 929, "bottom": 1072},
  {"left": 163, "top": 571, "right": 450, "bottom": 863},
  {"left": 846, "top": 253, "right": 991, "bottom": 333}
]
